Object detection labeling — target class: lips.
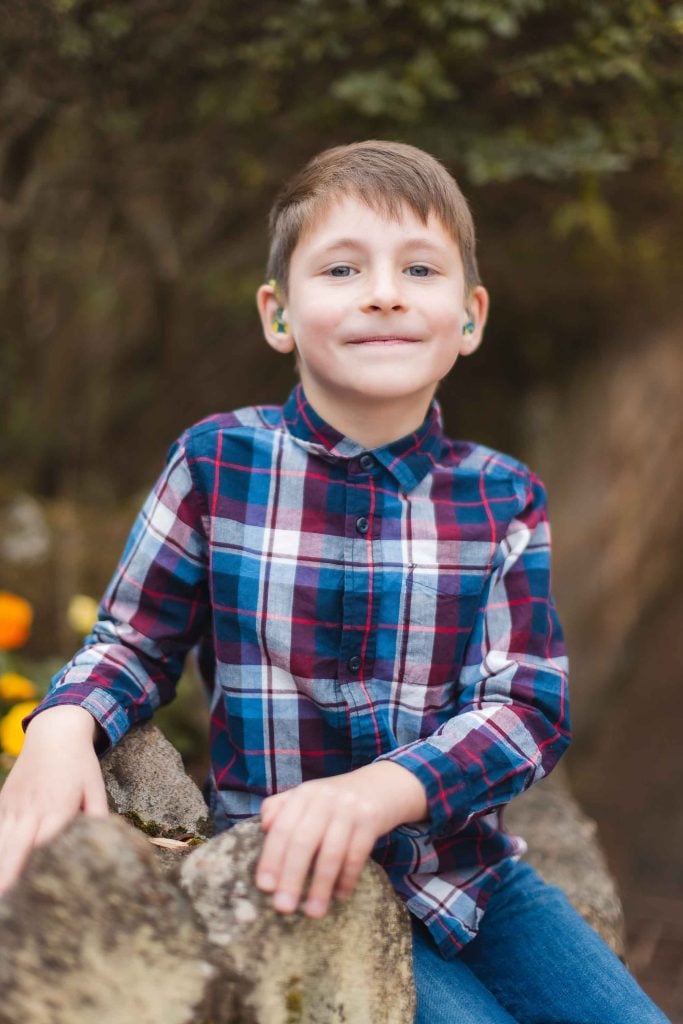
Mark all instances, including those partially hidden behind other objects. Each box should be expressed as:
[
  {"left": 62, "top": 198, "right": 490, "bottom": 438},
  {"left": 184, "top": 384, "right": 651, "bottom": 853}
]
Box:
[{"left": 347, "top": 336, "right": 420, "bottom": 345}]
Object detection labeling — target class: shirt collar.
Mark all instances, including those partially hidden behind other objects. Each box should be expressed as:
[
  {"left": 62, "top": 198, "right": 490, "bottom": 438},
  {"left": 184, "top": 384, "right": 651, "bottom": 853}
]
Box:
[{"left": 282, "top": 382, "right": 446, "bottom": 492}]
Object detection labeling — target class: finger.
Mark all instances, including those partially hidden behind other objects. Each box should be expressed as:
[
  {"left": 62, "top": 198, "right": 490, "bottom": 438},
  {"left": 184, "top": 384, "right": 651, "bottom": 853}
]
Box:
[
  {"left": 0, "top": 815, "right": 39, "bottom": 896},
  {"left": 82, "top": 772, "right": 109, "bottom": 817},
  {"left": 255, "top": 791, "right": 311, "bottom": 893},
  {"left": 331, "top": 822, "right": 377, "bottom": 902},
  {"left": 260, "top": 791, "right": 289, "bottom": 831},
  {"left": 257, "top": 795, "right": 328, "bottom": 912},
  {"left": 270, "top": 815, "right": 327, "bottom": 921},
  {"left": 301, "top": 814, "right": 354, "bottom": 918}
]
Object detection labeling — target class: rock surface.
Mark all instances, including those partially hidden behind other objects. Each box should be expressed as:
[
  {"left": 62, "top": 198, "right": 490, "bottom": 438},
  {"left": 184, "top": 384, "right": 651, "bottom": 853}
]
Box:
[
  {"left": 0, "top": 723, "right": 625, "bottom": 1023},
  {"left": 181, "top": 818, "right": 415, "bottom": 1024},
  {"left": 102, "top": 723, "right": 624, "bottom": 959},
  {"left": 0, "top": 810, "right": 414, "bottom": 1023},
  {"left": 101, "top": 720, "right": 212, "bottom": 839},
  {"left": 0, "top": 815, "right": 223, "bottom": 1024}
]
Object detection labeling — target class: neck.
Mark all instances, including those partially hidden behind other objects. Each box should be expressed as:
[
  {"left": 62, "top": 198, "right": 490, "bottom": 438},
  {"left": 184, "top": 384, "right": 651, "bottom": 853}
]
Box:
[{"left": 300, "top": 380, "right": 436, "bottom": 450}]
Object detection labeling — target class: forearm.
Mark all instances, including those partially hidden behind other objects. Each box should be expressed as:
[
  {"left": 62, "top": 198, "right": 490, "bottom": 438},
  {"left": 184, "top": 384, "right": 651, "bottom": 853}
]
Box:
[
  {"left": 351, "top": 760, "right": 428, "bottom": 833},
  {"left": 25, "top": 704, "right": 101, "bottom": 747}
]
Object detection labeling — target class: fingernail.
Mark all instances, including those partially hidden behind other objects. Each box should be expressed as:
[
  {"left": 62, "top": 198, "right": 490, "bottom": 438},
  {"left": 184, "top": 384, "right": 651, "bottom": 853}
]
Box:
[
  {"left": 257, "top": 872, "right": 276, "bottom": 891},
  {"left": 304, "top": 899, "right": 326, "bottom": 917},
  {"left": 273, "top": 892, "right": 297, "bottom": 913}
]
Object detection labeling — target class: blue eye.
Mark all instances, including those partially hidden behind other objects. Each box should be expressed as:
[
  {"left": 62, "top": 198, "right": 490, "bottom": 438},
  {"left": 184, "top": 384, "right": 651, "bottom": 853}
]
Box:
[
  {"left": 406, "top": 265, "right": 432, "bottom": 277},
  {"left": 328, "top": 265, "right": 355, "bottom": 277}
]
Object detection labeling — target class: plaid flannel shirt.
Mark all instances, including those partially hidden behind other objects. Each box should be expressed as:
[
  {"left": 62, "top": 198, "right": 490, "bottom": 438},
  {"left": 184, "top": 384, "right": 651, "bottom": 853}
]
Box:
[{"left": 26, "top": 382, "right": 570, "bottom": 958}]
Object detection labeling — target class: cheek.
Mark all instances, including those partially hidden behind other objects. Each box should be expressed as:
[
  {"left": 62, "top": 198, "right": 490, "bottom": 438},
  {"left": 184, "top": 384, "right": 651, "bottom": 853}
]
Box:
[
  {"left": 417, "top": 289, "right": 461, "bottom": 337},
  {"left": 431, "top": 304, "right": 462, "bottom": 337},
  {"left": 430, "top": 309, "right": 464, "bottom": 369},
  {"left": 295, "top": 297, "right": 345, "bottom": 338}
]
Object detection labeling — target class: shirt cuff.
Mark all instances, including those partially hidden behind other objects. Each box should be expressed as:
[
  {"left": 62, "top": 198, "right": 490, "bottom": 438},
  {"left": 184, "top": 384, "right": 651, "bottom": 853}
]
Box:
[{"left": 373, "top": 740, "right": 471, "bottom": 833}]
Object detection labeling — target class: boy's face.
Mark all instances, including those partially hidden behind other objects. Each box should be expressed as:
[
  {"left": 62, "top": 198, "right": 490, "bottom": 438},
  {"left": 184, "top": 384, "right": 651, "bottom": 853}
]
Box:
[{"left": 258, "top": 195, "right": 488, "bottom": 427}]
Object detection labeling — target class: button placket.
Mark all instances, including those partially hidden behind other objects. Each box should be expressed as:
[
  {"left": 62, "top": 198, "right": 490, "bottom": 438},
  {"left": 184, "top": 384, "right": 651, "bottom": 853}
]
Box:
[
  {"left": 339, "top": 467, "right": 370, "bottom": 692},
  {"left": 338, "top": 454, "right": 387, "bottom": 765},
  {"left": 337, "top": 448, "right": 385, "bottom": 767}
]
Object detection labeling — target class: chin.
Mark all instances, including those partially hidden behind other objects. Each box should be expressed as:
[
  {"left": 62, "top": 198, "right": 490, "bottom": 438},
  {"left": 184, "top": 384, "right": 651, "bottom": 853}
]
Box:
[{"left": 347, "top": 377, "right": 436, "bottom": 401}]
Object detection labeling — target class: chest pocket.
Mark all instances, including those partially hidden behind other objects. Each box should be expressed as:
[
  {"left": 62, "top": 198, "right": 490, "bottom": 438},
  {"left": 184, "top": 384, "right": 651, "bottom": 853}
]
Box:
[{"left": 400, "top": 564, "right": 487, "bottom": 688}]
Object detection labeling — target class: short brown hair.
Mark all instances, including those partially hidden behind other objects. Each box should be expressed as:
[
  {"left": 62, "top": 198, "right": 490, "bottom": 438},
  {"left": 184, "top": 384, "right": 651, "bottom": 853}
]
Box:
[{"left": 266, "top": 140, "right": 480, "bottom": 298}]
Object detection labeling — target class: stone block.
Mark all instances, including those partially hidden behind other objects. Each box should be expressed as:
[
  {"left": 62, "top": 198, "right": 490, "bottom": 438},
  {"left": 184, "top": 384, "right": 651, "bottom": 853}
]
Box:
[
  {"left": 181, "top": 818, "right": 415, "bottom": 1023},
  {"left": 101, "top": 720, "right": 211, "bottom": 840},
  {"left": 0, "top": 723, "right": 624, "bottom": 1023},
  {"left": 0, "top": 815, "right": 226, "bottom": 1024}
]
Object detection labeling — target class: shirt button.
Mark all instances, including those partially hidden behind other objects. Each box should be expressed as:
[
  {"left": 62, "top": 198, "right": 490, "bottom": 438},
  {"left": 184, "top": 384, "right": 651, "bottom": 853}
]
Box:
[
  {"left": 356, "top": 516, "right": 369, "bottom": 534},
  {"left": 347, "top": 655, "right": 362, "bottom": 672},
  {"left": 359, "top": 453, "right": 374, "bottom": 470}
]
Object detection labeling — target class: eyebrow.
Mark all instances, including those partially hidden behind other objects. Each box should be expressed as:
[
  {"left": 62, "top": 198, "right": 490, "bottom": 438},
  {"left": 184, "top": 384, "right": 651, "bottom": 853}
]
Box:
[{"left": 313, "top": 236, "right": 447, "bottom": 255}]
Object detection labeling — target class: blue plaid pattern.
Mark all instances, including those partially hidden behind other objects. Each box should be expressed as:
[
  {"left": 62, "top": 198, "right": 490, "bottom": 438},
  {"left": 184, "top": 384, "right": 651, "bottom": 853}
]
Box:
[{"left": 26, "top": 382, "right": 570, "bottom": 958}]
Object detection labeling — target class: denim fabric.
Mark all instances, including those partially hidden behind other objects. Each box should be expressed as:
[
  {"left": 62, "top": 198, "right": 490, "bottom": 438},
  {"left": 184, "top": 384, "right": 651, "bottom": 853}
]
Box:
[{"left": 411, "top": 861, "right": 670, "bottom": 1023}]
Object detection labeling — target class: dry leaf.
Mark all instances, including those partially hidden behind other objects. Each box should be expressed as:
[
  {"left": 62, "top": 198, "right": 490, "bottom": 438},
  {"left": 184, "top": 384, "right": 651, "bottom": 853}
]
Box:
[{"left": 147, "top": 836, "right": 191, "bottom": 850}]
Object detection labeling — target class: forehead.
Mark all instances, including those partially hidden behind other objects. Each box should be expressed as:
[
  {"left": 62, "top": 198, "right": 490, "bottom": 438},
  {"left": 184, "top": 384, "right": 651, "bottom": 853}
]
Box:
[{"left": 295, "top": 192, "right": 460, "bottom": 254}]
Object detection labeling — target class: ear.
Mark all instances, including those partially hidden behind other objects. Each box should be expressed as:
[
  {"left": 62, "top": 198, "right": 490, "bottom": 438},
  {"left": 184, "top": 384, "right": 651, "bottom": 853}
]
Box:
[
  {"left": 256, "top": 282, "right": 295, "bottom": 354},
  {"left": 459, "top": 285, "right": 489, "bottom": 357}
]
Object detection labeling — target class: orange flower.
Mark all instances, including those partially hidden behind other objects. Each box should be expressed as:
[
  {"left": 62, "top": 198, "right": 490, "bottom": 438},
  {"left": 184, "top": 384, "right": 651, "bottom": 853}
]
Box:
[{"left": 0, "top": 592, "right": 33, "bottom": 651}]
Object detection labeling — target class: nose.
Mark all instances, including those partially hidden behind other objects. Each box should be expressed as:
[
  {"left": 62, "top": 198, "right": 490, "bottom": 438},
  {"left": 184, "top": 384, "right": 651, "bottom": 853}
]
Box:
[{"left": 360, "top": 266, "right": 407, "bottom": 313}]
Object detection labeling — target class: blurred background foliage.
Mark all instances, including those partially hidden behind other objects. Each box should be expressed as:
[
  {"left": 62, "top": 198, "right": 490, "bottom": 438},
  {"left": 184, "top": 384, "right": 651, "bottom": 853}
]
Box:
[
  {"left": 1, "top": 1, "right": 683, "bottom": 1013},
  {"left": 1, "top": 0, "right": 682, "bottom": 500}
]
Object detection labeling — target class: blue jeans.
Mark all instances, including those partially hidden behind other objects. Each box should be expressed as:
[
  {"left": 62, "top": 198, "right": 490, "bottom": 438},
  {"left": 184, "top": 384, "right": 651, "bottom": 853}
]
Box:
[{"left": 411, "top": 861, "right": 670, "bottom": 1023}]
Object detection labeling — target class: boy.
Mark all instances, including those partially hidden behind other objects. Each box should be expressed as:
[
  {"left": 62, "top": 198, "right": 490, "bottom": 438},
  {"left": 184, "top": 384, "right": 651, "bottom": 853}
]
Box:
[{"left": 0, "top": 141, "right": 669, "bottom": 1022}]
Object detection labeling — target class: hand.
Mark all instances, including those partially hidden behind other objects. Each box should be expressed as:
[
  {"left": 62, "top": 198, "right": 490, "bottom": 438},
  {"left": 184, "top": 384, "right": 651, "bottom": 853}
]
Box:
[
  {"left": 255, "top": 761, "right": 427, "bottom": 919},
  {"left": 0, "top": 705, "right": 109, "bottom": 896}
]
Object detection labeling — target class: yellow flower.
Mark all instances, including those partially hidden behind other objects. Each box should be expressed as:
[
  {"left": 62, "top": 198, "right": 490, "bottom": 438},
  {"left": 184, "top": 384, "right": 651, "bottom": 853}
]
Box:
[
  {"left": 0, "top": 701, "right": 39, "bottom": 757},
  {"left": 67, "top": 594, "right": 99, "bottom": 636},
  {"left": 0, "top": 672, "right": 38, "bottom": 702},
  {"left": 0, "top": 591, "right": 33, "bottom": 651}
]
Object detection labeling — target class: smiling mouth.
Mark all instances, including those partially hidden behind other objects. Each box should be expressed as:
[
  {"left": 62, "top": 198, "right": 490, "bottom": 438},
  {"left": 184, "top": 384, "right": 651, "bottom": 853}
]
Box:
[{"left": 347, "top": 336, "right": 420, "bottom": 345}]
